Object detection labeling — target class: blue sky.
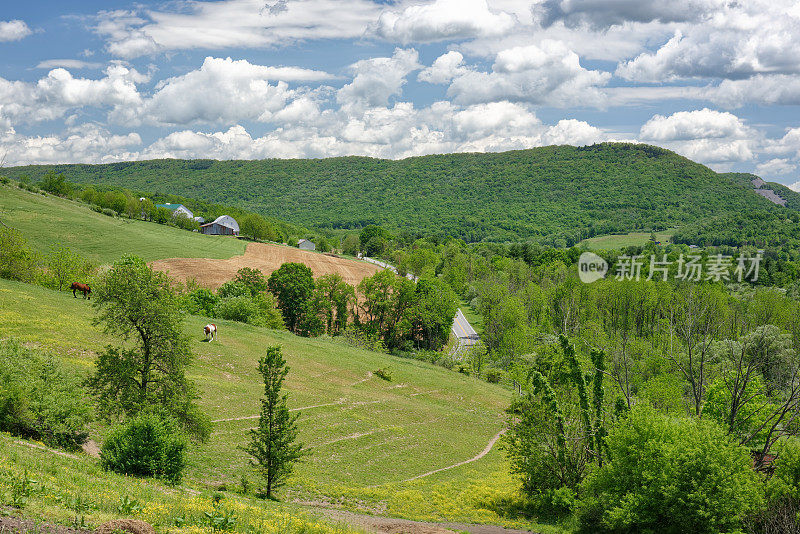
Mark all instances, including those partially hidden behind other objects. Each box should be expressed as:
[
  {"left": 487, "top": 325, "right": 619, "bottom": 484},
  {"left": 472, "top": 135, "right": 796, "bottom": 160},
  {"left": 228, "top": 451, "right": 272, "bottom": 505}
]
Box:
[{"left": 1, "top": 0, "right": 800, "bottom": 188}]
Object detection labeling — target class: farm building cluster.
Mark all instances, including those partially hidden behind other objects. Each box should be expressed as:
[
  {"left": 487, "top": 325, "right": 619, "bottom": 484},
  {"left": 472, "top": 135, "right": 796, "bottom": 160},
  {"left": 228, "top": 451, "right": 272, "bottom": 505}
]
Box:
[
  {"left": 155, "top": 203, "right": 239, "bottom": 236},
  {"left": 153, "top": 201, "right": 318, "bottom": 248}
]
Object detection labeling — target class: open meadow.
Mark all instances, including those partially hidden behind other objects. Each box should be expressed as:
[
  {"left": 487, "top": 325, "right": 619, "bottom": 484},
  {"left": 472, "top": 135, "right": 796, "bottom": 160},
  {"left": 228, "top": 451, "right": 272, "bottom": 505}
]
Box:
[
  {"left": 0, "top": 185, "right": 245, "bottom": 264},
  {"left": 0, "top": 276, "right": 553, "bottom": 531}
]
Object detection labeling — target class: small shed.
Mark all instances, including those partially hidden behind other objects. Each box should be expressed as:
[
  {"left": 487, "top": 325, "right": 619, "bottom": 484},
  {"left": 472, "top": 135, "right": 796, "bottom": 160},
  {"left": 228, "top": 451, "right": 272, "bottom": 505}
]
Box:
[
  {"left": 298, "top": 239, "right": 316, "bottom": 251},
  {"left": 156, "top": 203, "right": 194, "bottom": 219},
  {"left": 200, "top": 215, "right": 239, "bottom": 236}
]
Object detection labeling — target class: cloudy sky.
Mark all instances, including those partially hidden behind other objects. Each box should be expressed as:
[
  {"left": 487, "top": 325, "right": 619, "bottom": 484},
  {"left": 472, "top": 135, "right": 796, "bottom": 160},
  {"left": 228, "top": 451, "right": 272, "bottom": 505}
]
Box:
[{"left": 1, "top": 0, "right": 800, "bottom": 188}]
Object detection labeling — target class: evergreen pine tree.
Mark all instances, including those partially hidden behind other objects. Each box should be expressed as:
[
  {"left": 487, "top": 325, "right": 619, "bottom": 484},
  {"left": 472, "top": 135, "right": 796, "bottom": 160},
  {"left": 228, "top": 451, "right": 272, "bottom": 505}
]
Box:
[{"left": 243, "top": 345, "right": 304, "bottom": 499}]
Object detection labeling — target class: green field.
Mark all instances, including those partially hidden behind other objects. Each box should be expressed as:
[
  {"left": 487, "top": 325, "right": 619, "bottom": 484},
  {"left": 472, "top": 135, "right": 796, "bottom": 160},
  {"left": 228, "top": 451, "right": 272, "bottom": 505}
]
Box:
[
  {"left": 0, "top": 433, "right": 357, "bottom": 534},
  {"left": 578, "top": 229, "right": 676, "bottom": 251},
  {"left": 0, "top": 184, "right": 245, "bottom": 264},
  {"left": 0, "top": 183, "right": 562, "bottom": 531},
  {"left": 0, "top": 278, "right": 549, "bottom": 529}
]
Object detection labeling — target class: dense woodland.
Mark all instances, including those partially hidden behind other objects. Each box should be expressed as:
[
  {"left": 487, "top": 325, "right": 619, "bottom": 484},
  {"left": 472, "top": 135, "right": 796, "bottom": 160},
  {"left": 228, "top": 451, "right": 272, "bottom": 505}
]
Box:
[{"left": 9, "top": 143, "right": 800, "bottom": 245}]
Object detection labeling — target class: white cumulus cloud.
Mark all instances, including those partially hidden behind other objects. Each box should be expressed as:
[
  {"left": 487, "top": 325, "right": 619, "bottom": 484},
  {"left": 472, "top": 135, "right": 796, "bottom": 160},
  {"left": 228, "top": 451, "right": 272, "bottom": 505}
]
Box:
[
  {"left": 0, "top": 20, "right": 32, "bottom": 42},
  {"left": 375, "top": 0, "right": 516, "bottom": 43},
  {"left": 446, "top": 41, "right": 610, "bottom": 107},
  {"left": 418, "top": 51, "right": 468, "bottom": 84},
  {"left": 337, "top": 48, "right": 422, "bottom": 109},
  {"left": 640, "top": 109, "right": 757, "bottom": 166},
  {"left": 134, "top": 57, "right": 331, "bottom": 126}
]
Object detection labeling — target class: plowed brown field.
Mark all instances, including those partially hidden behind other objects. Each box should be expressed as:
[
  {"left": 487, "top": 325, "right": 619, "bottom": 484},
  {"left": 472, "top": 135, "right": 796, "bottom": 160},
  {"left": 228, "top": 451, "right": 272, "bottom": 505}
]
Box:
[{"left": 150, "top": 242, "right": 383, "bottom": 289}]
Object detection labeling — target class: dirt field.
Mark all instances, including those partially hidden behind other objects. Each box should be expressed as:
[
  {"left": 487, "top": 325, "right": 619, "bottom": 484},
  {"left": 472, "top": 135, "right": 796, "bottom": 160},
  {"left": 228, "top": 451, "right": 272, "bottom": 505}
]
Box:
[{"left": 150, "top": 242, "right": 383, "bottom": 289}]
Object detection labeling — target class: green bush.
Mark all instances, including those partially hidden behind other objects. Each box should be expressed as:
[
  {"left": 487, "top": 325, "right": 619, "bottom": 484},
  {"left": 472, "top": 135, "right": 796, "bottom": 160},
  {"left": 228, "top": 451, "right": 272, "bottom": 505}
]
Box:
[
  {"left": 215, "top": 296, "right": 260, "bottom": 323},
  {"left": 0, "top": 228, "right": 40, "bottom": 283},
  {"left": 766, "top": 439, "right": 800, "bottom": 501},
  {"left": 0, "top": 339, "right": 93, "bottom": 450},
  {"left": 577, "top": 406, "right": 763, "bottom": 534},
  {"left": 746, "top": 439, "right": 800, "bottom": 533},
  {"left": 100, "top": 411, "right": 187, "bottom": 484},
  {"left": 184, "top": 288, "right": 220, "bottom": 316},
  {"left": 251, "top": 293, "right": 285, "bottom": 329},
  {"left": 485, "top": 368, "right": 505, "bottom": 383},
  {"left": 218, "top": 280, "right": 250, "bottom": 299}
]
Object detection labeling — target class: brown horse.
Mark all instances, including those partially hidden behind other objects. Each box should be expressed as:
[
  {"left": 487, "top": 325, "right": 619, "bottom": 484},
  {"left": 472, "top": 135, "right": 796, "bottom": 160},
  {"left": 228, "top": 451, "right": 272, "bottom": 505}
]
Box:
[{"left": 71, "top": 282, "right": 91, "bottom": 299}]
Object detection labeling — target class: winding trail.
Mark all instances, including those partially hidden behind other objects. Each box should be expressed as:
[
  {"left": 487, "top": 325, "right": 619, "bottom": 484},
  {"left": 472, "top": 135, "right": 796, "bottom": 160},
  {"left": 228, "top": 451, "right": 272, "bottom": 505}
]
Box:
[{"left": 400, "top": 429, "right": 505, "bottom": 482}]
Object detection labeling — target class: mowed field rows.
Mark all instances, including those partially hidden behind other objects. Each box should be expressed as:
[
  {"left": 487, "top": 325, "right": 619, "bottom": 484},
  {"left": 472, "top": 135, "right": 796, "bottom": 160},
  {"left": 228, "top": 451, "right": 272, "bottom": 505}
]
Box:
[
  {"left": 0, "top": 278, "right": 511, "bottom": 491},
  {"left": 151, "top": 243, "right": 383, "bottom": 289}
]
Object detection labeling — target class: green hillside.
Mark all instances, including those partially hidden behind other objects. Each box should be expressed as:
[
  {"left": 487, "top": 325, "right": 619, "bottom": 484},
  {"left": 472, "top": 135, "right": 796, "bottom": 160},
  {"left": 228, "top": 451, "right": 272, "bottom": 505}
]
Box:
[
  {"left": 0, "top": 277, "right": 532, "bottom": 528},
  {"left": 0, "top": 184, "right": 245, "bottom": 264},
  {"left": 8, "top": 143, "right": 798, "bottom": 244}
]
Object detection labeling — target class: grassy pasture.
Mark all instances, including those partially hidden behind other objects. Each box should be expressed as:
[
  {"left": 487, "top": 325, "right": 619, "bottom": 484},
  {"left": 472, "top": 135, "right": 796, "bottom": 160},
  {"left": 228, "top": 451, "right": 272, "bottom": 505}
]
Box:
[
  {"left": 0, "top": 278, "right": 544, "bottom": 529},
  {"left": 0, "top": 184, "right": 245, "bottom": 264},
  {"left": 0, "top": 434, "right": 357, "bottom": 534},
  {"left": 578, "top": 229, "right": 676, "bottom": 251}
]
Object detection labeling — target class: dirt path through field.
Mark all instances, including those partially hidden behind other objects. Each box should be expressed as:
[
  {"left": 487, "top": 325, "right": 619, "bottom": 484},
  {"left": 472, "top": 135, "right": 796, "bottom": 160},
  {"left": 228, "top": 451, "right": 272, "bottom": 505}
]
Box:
[
  {"left": 150, "top": 242, "right": 383, "bottom": 289},
  {"left": 307, "top": 508, "right": 537, "bottom": 534},
  {"left": 400, "top": 429, "right": 505, "bottom": 482}
]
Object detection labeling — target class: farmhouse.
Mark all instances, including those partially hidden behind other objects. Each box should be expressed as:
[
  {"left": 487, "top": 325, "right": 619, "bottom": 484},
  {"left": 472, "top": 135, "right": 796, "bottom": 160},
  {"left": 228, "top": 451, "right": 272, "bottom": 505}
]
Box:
[
  {"left": 298, "top": 239, "right": 316, "bottom": 251},
  {"left": 200, "top": 215, "right": 240, "bottom": 236},
  {"left": 156, "top": 203, "right": 194, "bottom": 219}
]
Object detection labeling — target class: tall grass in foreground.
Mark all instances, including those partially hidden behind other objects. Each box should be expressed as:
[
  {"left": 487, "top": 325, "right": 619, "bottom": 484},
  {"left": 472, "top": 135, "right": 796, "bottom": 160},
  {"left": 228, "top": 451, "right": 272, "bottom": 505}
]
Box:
[{"left": 0, "top": 435, "right": 357, "bottom": 534}]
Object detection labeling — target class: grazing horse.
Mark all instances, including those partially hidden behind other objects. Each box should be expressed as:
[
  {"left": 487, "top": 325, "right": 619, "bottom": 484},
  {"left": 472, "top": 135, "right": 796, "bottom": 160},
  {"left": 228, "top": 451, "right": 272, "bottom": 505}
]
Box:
[
  {"left": 70, "top": 282, "right": 91, "bottom": 299},
  {"left": 204, "top": 323, "right": 217, "bottom": 342}
]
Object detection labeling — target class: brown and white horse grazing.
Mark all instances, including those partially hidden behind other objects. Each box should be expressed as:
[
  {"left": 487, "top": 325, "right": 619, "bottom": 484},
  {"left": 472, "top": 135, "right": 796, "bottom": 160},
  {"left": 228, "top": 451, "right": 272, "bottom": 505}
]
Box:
[
  {"left": 204, "top": 324, "right": 217, "bottom": 342},
  {"left": 70, "top": 282, "right": 91, "bottom": 299}
]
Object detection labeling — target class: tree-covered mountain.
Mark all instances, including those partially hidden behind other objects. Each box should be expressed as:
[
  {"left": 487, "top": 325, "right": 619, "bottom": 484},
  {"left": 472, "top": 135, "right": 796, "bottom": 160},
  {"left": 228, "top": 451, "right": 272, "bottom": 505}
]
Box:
[{"left": 8, "top": 143, "right": 799, "bottom": 245}]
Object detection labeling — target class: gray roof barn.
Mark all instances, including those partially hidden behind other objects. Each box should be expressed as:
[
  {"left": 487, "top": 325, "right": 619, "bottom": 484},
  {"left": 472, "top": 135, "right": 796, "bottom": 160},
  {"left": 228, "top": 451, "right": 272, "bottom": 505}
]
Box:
[
  {"left": 298, "top": 239, "right": 316, "bottom": 251},
  {"left": 200, "top": 215, "right": 239, "bottom": 236}
]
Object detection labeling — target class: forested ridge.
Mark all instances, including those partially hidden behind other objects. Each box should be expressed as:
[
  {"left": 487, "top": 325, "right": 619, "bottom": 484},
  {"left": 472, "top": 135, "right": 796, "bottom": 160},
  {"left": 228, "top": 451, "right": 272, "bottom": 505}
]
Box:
[{"left": 8, "top": 143, "right": 799, "bottom": 244}]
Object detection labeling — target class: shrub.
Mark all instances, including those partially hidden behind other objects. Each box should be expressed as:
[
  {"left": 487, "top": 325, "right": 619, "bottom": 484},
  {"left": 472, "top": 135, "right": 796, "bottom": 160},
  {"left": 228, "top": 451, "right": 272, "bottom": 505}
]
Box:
[
  {"left": 747, "top": 437, "right": 800, "bottom": 533},
  {"left": 215, "top": 296, "right": 260, "bottom": 323},
  {"left": 485, "top": 368, "right": 505, "bottom": 383},
  {"left": 252, "top": 293, "right": 285, "bottom": 329},
  {"left": 765, "top": 438, "right": 800, "bottom": 502},
  {"left": 218, "top": 280, "right": 250, "bottom": 299},
  {"left": 0, "top": 228, "right": 40, "bottom": 283},
  {"left": 184, "top": 288, "right": 220, "bottom": 316},
  {"left": 100, "top": 411, "right": 187, "bottom": 484},
  {"left": 232, "top": 267, "right": 268, "bottom": 296},
  {"left": 374, "top": 367, "right": 392, "bottom": 381},
  {"left": 0, "top": 339, "right": 93, "bottom": 450},
  {"left": 101, "top": 208, "right": 116, "bottom": 217},
  {"left": 577, "top": 405, "right": 764, "bottom": 534}
]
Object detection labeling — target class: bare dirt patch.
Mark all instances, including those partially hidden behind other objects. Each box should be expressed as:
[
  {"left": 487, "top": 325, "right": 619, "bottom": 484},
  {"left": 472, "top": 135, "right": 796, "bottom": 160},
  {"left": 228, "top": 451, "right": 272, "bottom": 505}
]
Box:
[
  {"left": 150, "top": 243, "right": 383, "bottom": 289},
  {"left": 309, "top": 508, "right": 537, "bottom": 534},
  {"left": 0, "top": 514, "right": 91, "bottom": 534}
]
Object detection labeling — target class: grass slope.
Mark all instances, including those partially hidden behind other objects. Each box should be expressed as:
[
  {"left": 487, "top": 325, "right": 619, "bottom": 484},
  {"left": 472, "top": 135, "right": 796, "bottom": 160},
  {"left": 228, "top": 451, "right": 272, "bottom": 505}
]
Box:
[
  {"left": 0, "top": 279, "right": 544, "bottom": 529},
  {"left": 578, "top": 229, "right": 676, "bottom": 251},
  {"left": 8, "top": 143, "right": 798, "bottom": 244},
  {"left": 0, "top": 433, "right": 356, "bottom": 534},
  {"left": 0, "top": 184, "right": 245, "bottom": 264}
]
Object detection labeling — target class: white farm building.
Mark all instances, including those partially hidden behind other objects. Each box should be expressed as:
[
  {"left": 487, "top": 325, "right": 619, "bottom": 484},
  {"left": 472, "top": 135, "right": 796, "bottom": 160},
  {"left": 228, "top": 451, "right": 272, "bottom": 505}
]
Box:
[{"left": 200, "top": 215, "right": 240, "bottom": 236}]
